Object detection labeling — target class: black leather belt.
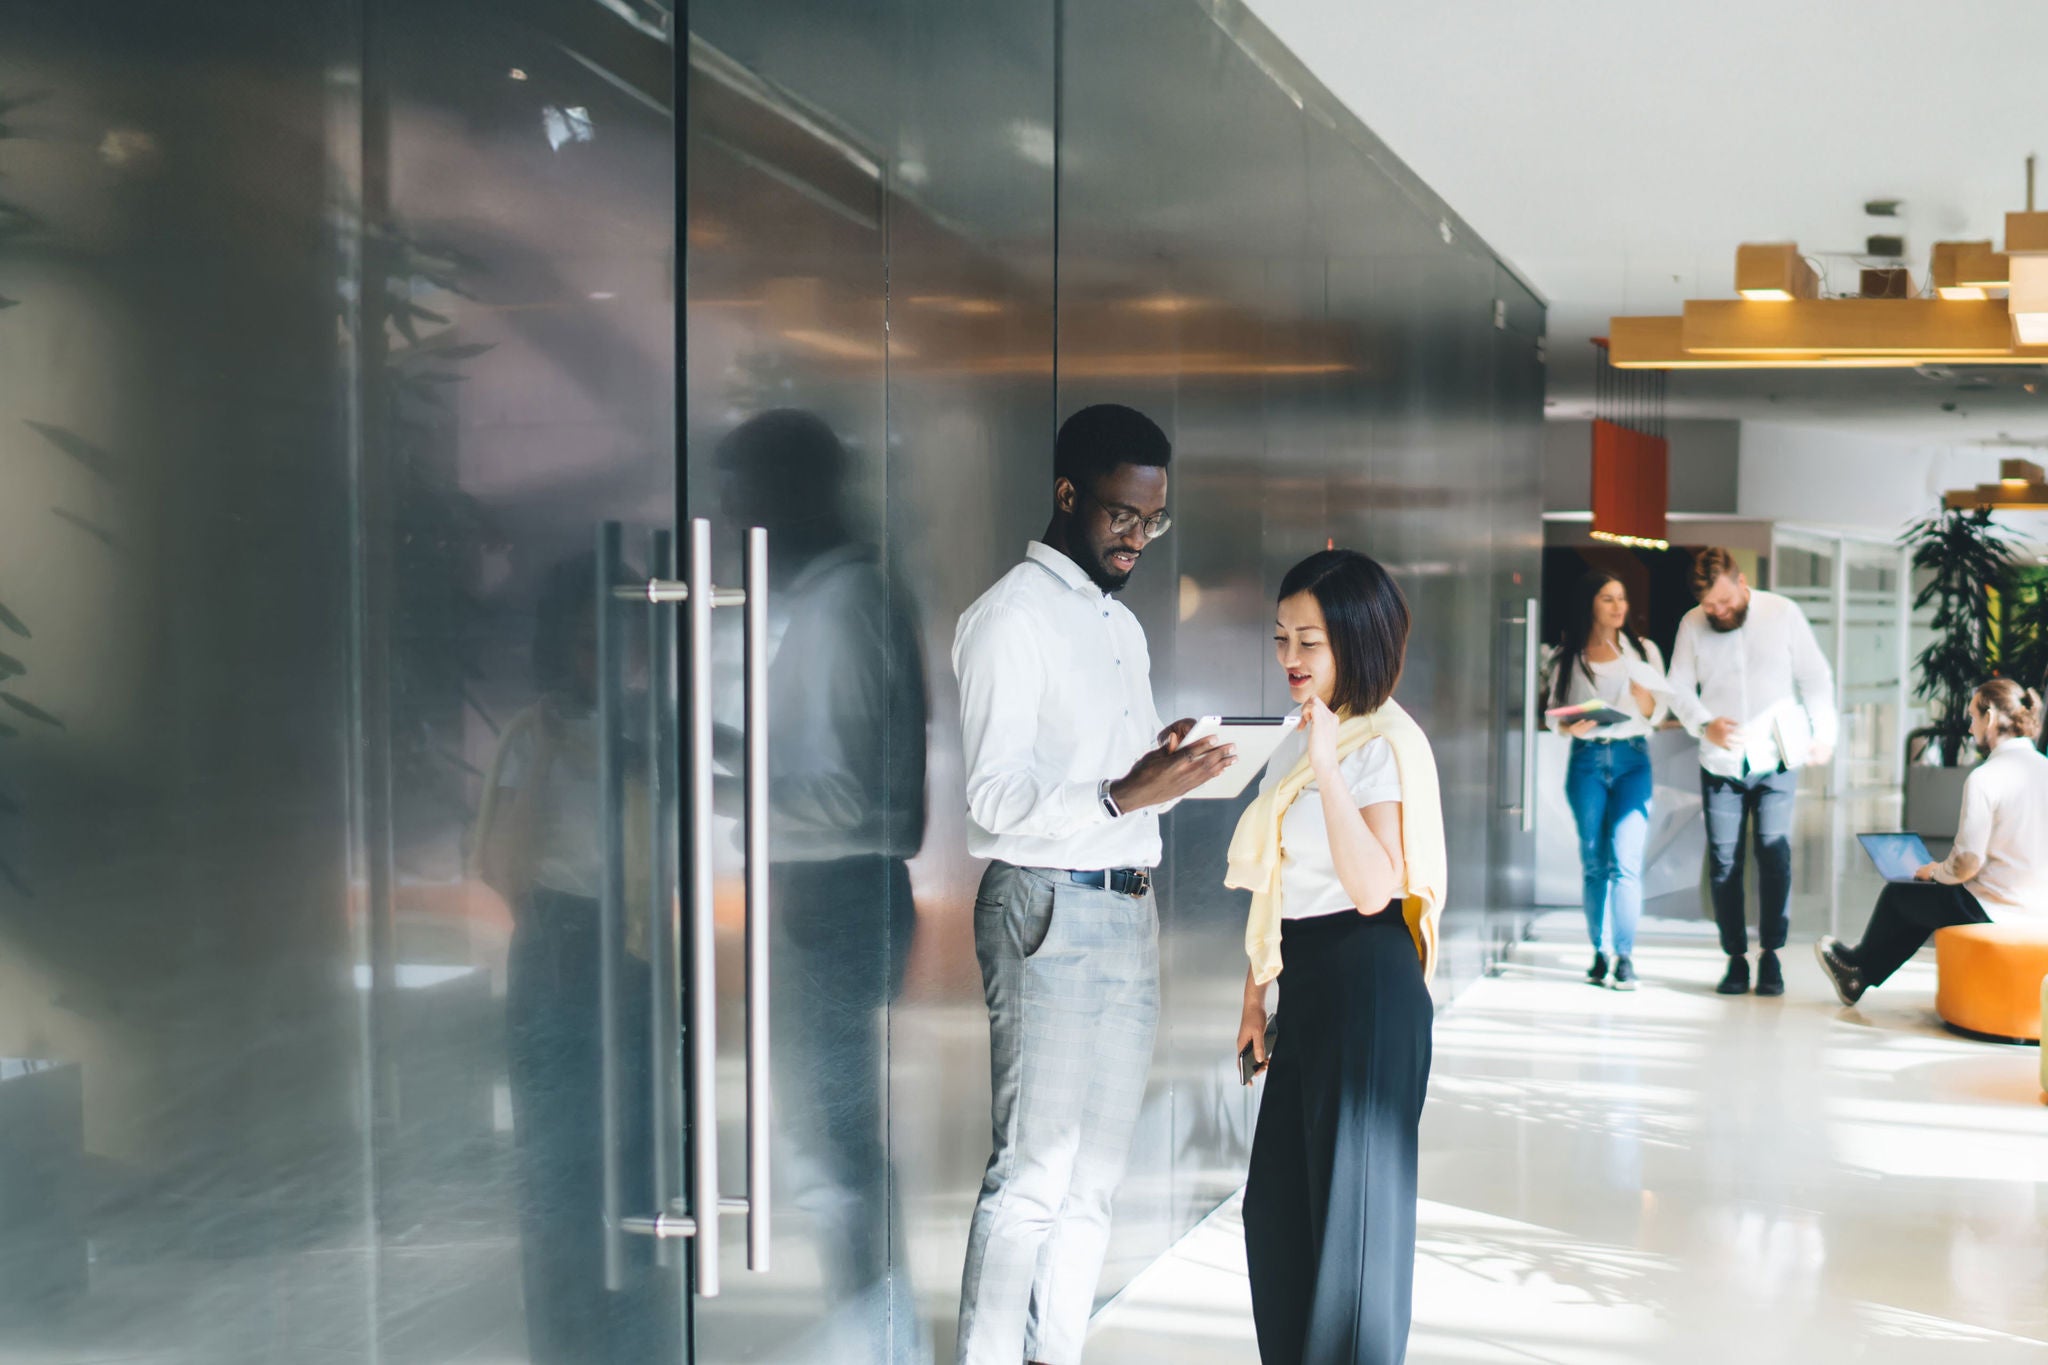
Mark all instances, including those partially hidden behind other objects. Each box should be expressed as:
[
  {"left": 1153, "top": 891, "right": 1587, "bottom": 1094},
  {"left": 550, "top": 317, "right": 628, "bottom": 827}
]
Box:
[{"left": 1064, "top": 867, "right": 1152, "bottom": 898}]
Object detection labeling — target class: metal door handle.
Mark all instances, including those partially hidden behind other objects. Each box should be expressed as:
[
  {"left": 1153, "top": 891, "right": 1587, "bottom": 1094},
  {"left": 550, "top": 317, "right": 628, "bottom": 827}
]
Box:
[
  {"left": 601, "top": 518, "right": 770, "bottom": 1299},
  {"left": 683, "top": 517, "right": 722, "bottom": 1297},
  {"left": 1520, "top": 596, "right": 1540, "bottom": 833},
  {"left": 647, "top": 530, "right": 682, "bottom": 1273},
  {"left": 596, "top": 523, "right": 629, "bottom": 1292},
  {"left": 742, "top": 526, "right": 771, "bottom": 1271}
]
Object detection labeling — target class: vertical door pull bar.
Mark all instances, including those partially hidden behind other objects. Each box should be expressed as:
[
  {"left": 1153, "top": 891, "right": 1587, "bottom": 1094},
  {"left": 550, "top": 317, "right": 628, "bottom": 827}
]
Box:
[
  {"left": 647, "top": 530, "right": 683, "bottom": 1271},
  {"left": 595, "top": 523, "right": 630, "bottom": 1292},
  {"left": 1520, "top": 596, "right": 1541, "bottom": 833},
  {"left": 684, "top": 517, "right": 722, "bottom": 1298},
  {"left": 742, "top": 525, "right": 772, "bottom": 1270},
  {"left": 611, "top": 519, "right": 769, "bottom": 1298}
]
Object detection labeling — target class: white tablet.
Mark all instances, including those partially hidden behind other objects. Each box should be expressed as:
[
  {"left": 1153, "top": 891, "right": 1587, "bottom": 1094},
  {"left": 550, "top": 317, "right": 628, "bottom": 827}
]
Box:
[{"left": 1178, "top": 715, "right": 1302, "bottom": 800}]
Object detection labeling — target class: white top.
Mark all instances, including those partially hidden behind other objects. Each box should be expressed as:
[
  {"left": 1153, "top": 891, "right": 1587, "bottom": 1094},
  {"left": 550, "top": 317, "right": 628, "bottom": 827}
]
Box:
[
  {"left": 1664, "top": 588, "right": 1838, "bottom": 779},
  {"left": 1546, "top": 638, "right": 1669, "bottom": 740},
  {"left": 767, "top": 544, "right": 925, "bottom": 862},
  {"left": 1257, "top": 729, "right": 1404, "bottom": 920},
  {"left": 498, "top": 711, "right": 601, "bottom": 898},
  {"left": 953, "top": 542, "right": 1169, "bottom": 871},
  {"left": 1932, "top": 737, "right": 2048, "bottom": 917}
]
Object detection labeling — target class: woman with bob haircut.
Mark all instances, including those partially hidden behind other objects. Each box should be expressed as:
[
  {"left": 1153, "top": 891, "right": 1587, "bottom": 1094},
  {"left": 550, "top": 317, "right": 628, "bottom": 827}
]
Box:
[
  {"left": 1816, "top": 678, "right": 2048, "bottom": 1005},
  {"left": 1226, "top": 549, "right": 1448, "bottom": 1365}
]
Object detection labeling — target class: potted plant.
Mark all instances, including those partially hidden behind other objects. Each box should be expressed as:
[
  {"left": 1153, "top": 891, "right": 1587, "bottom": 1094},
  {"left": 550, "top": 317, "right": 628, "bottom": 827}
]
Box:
[
  {"left": 2003, "top": 563, "right": 2048, "bottom": 752},
  {"left": 1901, "top": 507, "right": 2012, "bottom": 836}
]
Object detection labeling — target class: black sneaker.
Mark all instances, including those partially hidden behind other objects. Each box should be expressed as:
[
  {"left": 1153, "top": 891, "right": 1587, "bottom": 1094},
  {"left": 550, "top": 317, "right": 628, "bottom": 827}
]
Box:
[
  {"left": 1587, "top": 951, "right": 1609, "bottom": 986},
  {"left": 1813, "top": 936, "right": 1866, "bottom": 1006},
  {"left": 1755, "top": 949, "right": 1785, "bottom": 997},
  {"left": 1611, "top": 955, "right": 1637, "bottom": 991},
  {"left": 1716, "top": 954, "right": 1751, "bottom": 994}
]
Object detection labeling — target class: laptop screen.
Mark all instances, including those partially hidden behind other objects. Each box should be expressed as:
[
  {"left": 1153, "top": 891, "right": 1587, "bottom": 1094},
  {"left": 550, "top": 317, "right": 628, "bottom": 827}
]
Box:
[{"left": 1856, "top": 832, "right": 1934, "bottom": 883}]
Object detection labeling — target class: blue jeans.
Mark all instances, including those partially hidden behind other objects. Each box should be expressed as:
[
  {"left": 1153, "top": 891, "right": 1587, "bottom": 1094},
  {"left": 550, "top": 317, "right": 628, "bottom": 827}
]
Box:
[
  {"left": 1701, "top": 766, "right": 1799, "bottom": 955},
  {"left": 1565, "top": 737, "right": 1652, "bottom": 958}
]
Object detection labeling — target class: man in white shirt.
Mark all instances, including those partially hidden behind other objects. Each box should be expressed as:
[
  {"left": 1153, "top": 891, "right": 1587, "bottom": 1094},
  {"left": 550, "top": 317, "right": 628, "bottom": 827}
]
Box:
[
  {"left": 1815, "top": 679, "right": 2048, "bottom": 1004},
  {"left": 1664, "top": 548, "right": 1837, "bottom": 997},
  {"left": 952, "top": 404, "right": 1234, "bottom": 1365}
]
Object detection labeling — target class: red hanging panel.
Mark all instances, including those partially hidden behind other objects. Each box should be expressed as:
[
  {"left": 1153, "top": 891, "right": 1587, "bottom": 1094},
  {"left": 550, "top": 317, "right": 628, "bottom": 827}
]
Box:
[{"left": 1590, "top": 419, "right": 1669, "bottom": 545}]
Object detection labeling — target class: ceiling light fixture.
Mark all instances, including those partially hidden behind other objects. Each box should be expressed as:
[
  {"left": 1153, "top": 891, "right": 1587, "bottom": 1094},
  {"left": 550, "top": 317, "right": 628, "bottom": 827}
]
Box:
[
  {"left": 1735, "top": 243, "right": 1818, "bottom": 302},
  {"left": 1933, "top": 240, "right": 1997, "bottom": 299},
  {"left": 1589, "top": 340, "right": 1670, "bottom": 549},
  {"left": 1607, "top": 161, "right": 2048, "bottom": 369},
  {"left": 2005, "top": 209, "right": 2048, "bottom": 347},
  {"left": 1944, "top": 458, "right": 2048, "bottom": 509},
  {"left": 1683, "top": 297, "right": 2026, "bottom": 356}
]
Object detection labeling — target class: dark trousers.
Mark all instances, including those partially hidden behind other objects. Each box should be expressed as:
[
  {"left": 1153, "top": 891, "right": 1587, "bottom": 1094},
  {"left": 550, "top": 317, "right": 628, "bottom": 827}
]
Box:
[
  {"left": 1701, "top": 766, "right": 1800, "bottom": 955},
  {"left": 1849, "top": 880, "right": 1989, "bottom": 987},
  {"left": 773, "top": 856, "right": 915, "bottom": 1305},
  {"left": 1243, "top": 909, "right": 1434, "bottom": 1365},
  {"left": 505, "top": 887, "right": 672, "bottom": 1365}
]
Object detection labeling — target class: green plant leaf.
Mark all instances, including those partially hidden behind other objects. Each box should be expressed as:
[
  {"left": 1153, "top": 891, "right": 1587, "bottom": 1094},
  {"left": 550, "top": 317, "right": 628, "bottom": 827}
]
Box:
[
  {"left": 0, "top": 694, "right": 63, "bottom": 729},
  {"left": 0, "top": 720, "right": 17, "bottom": 739},
  {"left": 0, "top": 650, "right": 21, "bottom": 679},
  {"left": 0, "top": 295, "right": 18, "bottom": 310},
  {"left": 0, "top": 601, "right": 27, "bottom": 638}
]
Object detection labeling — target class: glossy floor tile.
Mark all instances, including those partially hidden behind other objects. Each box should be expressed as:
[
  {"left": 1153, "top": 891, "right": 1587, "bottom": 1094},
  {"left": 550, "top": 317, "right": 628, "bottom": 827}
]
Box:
[{"left": 1090, "top": 921, "right": 2048, "bottom": 1364}]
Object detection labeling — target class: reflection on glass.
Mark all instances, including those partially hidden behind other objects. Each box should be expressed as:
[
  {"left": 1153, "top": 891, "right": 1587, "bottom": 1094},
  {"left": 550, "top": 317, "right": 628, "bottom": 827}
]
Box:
[
  {"left": 716, "top": 410, "right": 929, "bottom": 1362},
  {"left": 473, "top": 555, "right": 667, "bottom": 1363}
]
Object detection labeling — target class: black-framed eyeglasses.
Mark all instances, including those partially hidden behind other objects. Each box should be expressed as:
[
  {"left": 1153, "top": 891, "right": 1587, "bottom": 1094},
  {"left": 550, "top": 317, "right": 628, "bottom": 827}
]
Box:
[{"left": 1083, "top": 491, "right": 1172, "bottom": 541}]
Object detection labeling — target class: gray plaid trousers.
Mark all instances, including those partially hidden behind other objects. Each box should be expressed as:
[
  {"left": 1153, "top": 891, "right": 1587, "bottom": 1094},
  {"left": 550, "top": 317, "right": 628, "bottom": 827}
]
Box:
[{"left": 955, "top": 861, "right": 1161, "bottom": 1365}]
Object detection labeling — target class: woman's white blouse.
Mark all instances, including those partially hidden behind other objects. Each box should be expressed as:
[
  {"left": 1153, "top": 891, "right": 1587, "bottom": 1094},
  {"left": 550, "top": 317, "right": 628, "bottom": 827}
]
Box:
[
  {"left": 1548, "top": 638, "right": 1668, "bottom": 740},
  {"left": 1258, "top": 729, "right": 1404, "bottom": 920}
]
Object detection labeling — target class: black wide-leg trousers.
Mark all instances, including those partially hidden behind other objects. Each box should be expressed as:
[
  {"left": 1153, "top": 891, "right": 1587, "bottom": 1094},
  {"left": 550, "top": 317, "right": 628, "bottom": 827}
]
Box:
[
  {"left": 1243, "top": 907, "right": 1435, "bottom": 1365},
  {"left": 1849, "top": 879, "right": 1989, "bottom": 987}
]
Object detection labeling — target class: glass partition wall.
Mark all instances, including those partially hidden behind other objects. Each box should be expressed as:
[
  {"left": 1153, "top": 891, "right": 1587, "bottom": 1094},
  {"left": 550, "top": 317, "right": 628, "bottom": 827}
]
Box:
[
  {"left": 0, "top": 3, "right": 1543, "bottom": 1362},
  {"left": 1770, "top": 525, "right": 1913, "bottom": 795}
]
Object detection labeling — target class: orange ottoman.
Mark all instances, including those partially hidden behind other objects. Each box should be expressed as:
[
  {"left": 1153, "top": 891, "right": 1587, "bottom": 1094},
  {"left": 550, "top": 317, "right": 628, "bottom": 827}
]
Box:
[{"left": 1933, "top": 923, "right": 2048, "bottom": 1044}]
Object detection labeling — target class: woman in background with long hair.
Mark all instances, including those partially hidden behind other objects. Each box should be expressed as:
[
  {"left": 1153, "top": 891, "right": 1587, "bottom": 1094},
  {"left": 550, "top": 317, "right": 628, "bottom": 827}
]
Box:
[{"left": 1546, "top": 572, "right": 1666, "bottom": 990}]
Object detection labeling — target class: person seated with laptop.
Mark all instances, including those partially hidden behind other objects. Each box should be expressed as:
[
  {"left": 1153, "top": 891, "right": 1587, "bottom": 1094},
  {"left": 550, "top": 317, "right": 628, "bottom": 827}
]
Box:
[{"left": 1816, "top": 679, "right": 2048, "bottom": 1005}]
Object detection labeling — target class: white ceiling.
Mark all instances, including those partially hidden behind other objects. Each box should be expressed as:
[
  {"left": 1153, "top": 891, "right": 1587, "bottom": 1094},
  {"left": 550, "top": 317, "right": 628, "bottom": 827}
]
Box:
[{"left": 1243, "top": 0, "right": 2048, "bottom": 440}]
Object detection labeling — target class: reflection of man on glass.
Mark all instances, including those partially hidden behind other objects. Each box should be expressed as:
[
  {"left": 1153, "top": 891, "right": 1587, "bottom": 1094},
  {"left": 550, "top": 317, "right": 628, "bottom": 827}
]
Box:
[
  {"left": 718, "top": 410, "right": 928, "bottom": 1360},
  {"left": 1664, "top": 547, "right": 1836, "bottom": 998},
  {"left": 952, "top": 405, "right": 1233, "bottom": 1365}
]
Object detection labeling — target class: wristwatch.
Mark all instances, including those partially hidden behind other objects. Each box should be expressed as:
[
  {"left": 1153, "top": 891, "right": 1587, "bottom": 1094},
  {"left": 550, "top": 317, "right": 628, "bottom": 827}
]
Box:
[{"left": 1098, "top": 779, "right": 1123, "bottom": 820}]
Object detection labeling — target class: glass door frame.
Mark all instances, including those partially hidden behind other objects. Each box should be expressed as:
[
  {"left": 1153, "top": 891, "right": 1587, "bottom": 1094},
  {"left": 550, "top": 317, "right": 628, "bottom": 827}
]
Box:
[{"left": 1769, "top": 522, "right": 1913, "bottom": 795}]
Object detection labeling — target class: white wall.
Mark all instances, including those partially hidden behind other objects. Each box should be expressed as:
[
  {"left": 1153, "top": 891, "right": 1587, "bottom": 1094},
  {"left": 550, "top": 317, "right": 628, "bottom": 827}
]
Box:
[{"left": 1736, "top": 423, "right": 2011, "bottom": 535}]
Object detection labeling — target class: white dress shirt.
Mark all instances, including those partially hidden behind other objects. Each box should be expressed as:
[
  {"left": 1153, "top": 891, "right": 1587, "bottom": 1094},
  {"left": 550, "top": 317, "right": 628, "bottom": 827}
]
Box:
[
  {"left": 1663, "top": 589, "right": 1838, "bottom": 779},
  {"left": 953, "top": 542, "right": 1168, "bottom": 871},
  {"left": 1259, "top": 730, "right": 1404, "bottom": 919},
  {"left": 1545, "top": 639, "right": 1668, "bottom": 741},
  {"left": 1932, "top": 736, "right": 2048, "bottom": 917},
  {"left": 766, "top": 543, "right": 925, "bottom": 863}
]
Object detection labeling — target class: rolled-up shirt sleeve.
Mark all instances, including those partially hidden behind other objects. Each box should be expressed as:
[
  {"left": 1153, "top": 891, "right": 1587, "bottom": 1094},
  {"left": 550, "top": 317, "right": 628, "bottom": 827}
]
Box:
[
  {"left": 956, "top": 604, "right": 1111, "bottom": 841},
  {"left": 1932, "top": 771, "right": 1992, "bottom": 885},
  {"left": 1663, "top": 617, "right": 1712, "bottom": 736}
]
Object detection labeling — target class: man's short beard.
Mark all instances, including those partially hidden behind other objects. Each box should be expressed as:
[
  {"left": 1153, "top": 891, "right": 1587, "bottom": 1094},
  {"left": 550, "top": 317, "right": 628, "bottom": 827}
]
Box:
[
  {"left": 1089, "top": 556, "right": 1133, "bottom": 595},
  {"left": 1706, "top": 602, "right": 1749, "bottom": 633}
]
